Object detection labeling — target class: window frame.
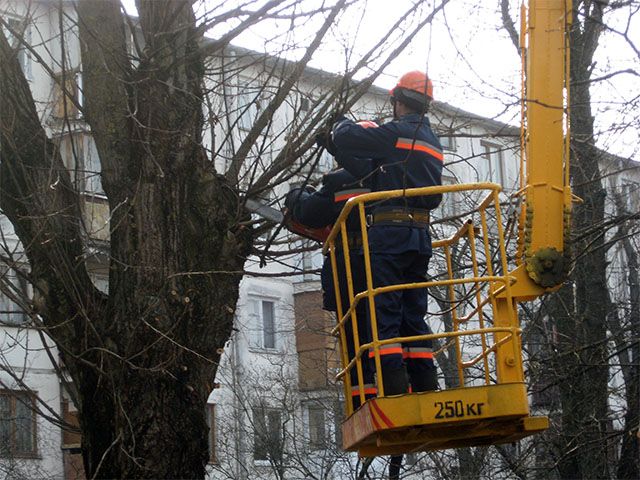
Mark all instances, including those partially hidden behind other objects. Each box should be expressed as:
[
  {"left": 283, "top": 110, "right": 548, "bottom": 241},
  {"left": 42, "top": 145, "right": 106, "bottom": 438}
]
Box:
[
  {"left": 301, "top": 240, "right": 318, "bottom": 282},
  {"left": 206, "top": 403, "right": 217, "bottom": 464},
  {"left": 0, "top": 389, "right": 38, "bottom": 458},
  {"left": 0, "top": 265, "right": 29, "bottom": 326},
  {"left": 233, "top": 77, "right": 275, "bottom": 167},
  {"left": 52, "top": 70, "right": 83, "bottom": 120},
  {"left": 480, "top": 140, "right": 506, "bottom": 187},
  {"left": 236, "top": 77, "right": 272, "bottom": 135},
  {"left": 439, "top": 135, "right": 456, "bottom": 152},
  {"left": 439, "top": 175, "right": 458, "bottom": 220},
  {"left": 57, "top": 132, "right": 105, "bottom": 196},
  {"left": 300, "top": 97, "right": 311, "bottom": 112},
  {"left": 333, "top": 399, "right": 343, "bottom": 447},
  {"left": 306, "top": 404, "right": 326, "bottom": 451},
  {"left": 248, "top": 297, "right": 279, "bottom": 352},
  {"left": 261, "top": 300, "right": 276, "bottom": 349},
  {"left": 618, "top": 181, "right": 639, "bottom": 213},
  {"left": 252, "top": 406, "right": 283, "bottom": 463}
]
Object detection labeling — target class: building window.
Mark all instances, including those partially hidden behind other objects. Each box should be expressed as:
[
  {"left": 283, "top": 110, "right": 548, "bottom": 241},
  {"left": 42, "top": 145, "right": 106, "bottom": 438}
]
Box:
[
  {"left": 234, "top": 79, "right": 274, "bottom": 165},
  {"left": 0, "top": 266, "right": 28, "bottom": 326},
  {"left": 206, "top": 404, "right": 217, "bottom": 464},
  {"left": 248, "top": 299, "right": 277, "bottom": 350},
  {"left": 618, "top": 182, "right": 639, "bottom": 213},
  {"left": 262, "top": 301, "right": 276, "bottom": 349},
  {"left": 301, "top": 242, "right": 317, "bottom": 282},
  {"left": 333, "top": 400, "right": 343, "bottom": 447},
  {"left": 307, "top": 405, "right": 326, "bottom": 451},
  {"left": 2, "top": 17, "right": 32, "bottom": 78},
  {"left": 58, "top": 134, "right": 104, "bottom": 195},
  {"left": 82, "top": 136, "right": 103, "bottom": 195},
  {"left": 236, "top": 81, "right": 267, "bottom": 132},
  {"left": 0, "top": 390, "right": 37, "bottom": 457},
  {"left": 480, "top": 141, "right": 505, "bottom": 187},
  {"left": 253, "top": 407, "right": 283, "bottom": 462},
  {"left": 440, "top": 135, "right": 456, "bottom": 152},
  {"left": 439, "top": 175, "right": 458, "bottom": 220},
  {"left": 53, "top": 71, "right": 83, "bottom": 119}
]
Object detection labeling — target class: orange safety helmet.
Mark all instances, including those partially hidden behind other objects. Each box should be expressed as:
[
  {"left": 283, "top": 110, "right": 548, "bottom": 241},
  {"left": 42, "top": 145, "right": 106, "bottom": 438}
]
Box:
[{"left": 390, "top": 71, "right": 433, "bottom": 111}]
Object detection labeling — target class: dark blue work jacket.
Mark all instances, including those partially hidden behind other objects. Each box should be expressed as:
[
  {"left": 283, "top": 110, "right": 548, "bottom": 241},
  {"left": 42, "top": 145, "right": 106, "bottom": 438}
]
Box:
[
  {"left": 288, "top": 168, "right": 370, "bottom": 312},
  {"left": 332, "top": 114, "right": 443, "bottom": 255},
  {"left": 289, "top": 169, "right": 369, "bottom": 232}
]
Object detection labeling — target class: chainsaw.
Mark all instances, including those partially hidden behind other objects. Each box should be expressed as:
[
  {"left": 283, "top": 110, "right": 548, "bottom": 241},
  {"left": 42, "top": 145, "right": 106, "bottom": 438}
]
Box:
[{"left": 244, "top": 198, "right": 331, "bottom": 243}]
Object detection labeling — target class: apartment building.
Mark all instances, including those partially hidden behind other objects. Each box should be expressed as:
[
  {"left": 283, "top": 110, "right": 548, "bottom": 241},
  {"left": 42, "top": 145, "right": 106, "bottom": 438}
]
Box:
[{"left": 1, "top": 1, "right": 638, "bottom": 479}]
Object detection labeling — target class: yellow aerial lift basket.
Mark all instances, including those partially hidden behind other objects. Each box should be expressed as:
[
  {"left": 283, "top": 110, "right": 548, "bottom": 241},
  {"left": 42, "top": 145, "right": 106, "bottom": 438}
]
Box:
[
  {"left": 323, "top": 183, "right": 549, "bottom": 457},
  {"left": 322, "top": 0, "right": 574, "bottom": 457}
]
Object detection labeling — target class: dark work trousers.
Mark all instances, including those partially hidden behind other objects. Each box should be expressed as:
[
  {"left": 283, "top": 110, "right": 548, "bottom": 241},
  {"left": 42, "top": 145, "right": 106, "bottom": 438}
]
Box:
[
  {"left": 369, "top": 250, "right": 436, "bottom": 392},
  {"left": 322, "top": 247, "right": 374, "bottom": 405}
]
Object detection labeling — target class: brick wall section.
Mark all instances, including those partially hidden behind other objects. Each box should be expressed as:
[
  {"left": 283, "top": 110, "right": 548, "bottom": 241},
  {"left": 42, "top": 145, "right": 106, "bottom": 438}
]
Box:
[
  {"left": 294, "top": 289, "right": 341, "bottom": 391},
  {"left": 61, "top": 399, "right": 86, "bottom": 480},
  {"left": 63, "top": 451, "right": 85, "bottom": 480}
]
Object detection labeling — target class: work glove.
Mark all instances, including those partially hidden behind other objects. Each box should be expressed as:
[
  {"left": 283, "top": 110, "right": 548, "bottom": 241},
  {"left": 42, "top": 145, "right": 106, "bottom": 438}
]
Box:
[
  {"left": 315, "top": 130, "right": 337, "bottom": 156},
  {"left": 331, "top": 115, "right": 350, "bottom": 135},
  {"left": 284, "top": 188, "right": 304, "bottom": 211}
]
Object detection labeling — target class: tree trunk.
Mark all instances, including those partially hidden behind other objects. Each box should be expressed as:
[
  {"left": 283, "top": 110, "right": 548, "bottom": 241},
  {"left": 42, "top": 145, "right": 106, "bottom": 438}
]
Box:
[
  {"left": 610, "top": 197, "right": 640, "bottom": 479},
  {"left": 79, "top": 339, "right": 219, "bottom": 477},
  {"left": 2, "top": 1, "right": 253, "bottom": 476},
  {"left": 552, "top": 3, "right": 611, "bottom": 477}
]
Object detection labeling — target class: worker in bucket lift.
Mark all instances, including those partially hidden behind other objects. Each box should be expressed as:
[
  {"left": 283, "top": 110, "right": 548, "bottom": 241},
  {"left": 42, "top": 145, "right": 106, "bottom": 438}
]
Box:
[
  {"left": 284, "top": 166, "right": 374, "bottom": 409},
  {"left": 328, "top": 71, "right": 443, "bottom": 396}
]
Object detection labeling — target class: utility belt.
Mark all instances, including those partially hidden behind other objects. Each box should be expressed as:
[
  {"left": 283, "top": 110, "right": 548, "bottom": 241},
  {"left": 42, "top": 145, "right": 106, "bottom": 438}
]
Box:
[{"left": 369, "top": 207, "right": 430, "bottom": 229}]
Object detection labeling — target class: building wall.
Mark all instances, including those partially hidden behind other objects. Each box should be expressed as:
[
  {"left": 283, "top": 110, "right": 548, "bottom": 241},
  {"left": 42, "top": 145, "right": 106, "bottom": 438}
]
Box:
[
  {"left": 2, "top": 2, "right": 638, "bottom": 478},
  {"left": 294, "top": 289, "right": 338, "bottom": 391},
  {"left": 0, "top": 328, "right": 64, "bottom": 478}
]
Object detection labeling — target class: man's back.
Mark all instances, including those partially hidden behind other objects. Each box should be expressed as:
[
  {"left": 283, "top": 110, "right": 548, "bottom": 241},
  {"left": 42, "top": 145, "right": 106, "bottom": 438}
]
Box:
[
  {"left": 327, "top": 70, "right": 441, "bottom": 399},
  {"left": 332, "top": 113, "right": 443, "bottom": 211}
]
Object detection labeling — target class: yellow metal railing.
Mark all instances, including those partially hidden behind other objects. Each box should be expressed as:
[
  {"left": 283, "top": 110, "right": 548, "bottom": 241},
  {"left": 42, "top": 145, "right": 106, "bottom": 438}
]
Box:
[{"left": 322, "top": 183, "right": 525, "bottom": 416}]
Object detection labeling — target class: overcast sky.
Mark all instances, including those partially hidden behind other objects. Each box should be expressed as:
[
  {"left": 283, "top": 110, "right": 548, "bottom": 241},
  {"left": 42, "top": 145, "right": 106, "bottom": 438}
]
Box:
[{"left": 122, "top": 0, "right": 639, "bottom": 159}]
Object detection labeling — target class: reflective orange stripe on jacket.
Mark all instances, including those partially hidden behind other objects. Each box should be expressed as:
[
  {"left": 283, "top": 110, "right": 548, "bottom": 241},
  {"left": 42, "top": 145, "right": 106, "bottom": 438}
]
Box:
[
  {"left": 334, "top": 188, "right": 371, "bottom": 203},
  {"left": 403, "top": 347, "right": 434, "bottom": 359},
  {"left": 395, "top": 137, "right": 444, "bottom": 162},
  {"left": 368, "top": 343, "right": 403, "bottom": 358}
]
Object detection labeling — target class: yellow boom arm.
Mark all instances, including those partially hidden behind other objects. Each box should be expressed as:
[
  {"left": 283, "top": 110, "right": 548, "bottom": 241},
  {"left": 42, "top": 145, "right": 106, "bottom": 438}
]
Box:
[{"left": 519, "top": 0, "right": 573, "bottom": 292}]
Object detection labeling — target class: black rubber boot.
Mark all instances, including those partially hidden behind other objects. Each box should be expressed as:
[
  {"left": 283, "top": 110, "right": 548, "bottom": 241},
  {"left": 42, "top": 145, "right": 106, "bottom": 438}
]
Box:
[
  {"left": 382, "top": 366, "right": 409, "bottom": 396},
  {"left": 410, "top": 367, "right": 438, "bottom": 393}
]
